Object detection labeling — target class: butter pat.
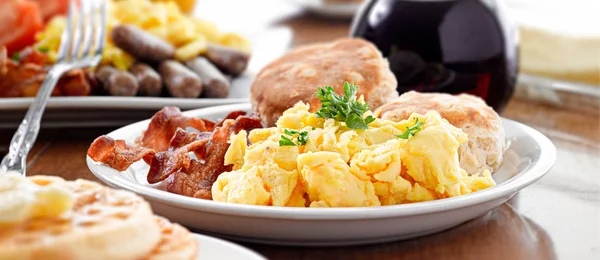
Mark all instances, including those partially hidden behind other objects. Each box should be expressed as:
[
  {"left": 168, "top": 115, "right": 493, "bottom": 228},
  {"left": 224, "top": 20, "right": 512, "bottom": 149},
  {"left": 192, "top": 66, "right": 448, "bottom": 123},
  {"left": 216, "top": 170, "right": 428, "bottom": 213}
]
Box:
[{"left": 0, "top": 172, "right": 74, "bottom": 226}]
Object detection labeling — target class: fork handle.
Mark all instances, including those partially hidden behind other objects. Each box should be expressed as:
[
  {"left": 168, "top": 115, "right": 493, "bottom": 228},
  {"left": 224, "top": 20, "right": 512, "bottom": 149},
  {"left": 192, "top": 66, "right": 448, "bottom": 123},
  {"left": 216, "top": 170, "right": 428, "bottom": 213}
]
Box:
[{"left": 0, "top": 66, "right": 68, "bottom": 174}]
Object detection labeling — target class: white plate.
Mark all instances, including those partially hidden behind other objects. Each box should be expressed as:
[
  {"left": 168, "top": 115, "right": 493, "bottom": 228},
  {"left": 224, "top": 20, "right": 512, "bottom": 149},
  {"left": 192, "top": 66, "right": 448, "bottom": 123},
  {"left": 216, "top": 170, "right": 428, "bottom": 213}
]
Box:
[
  {"left": 288, "top": 0, "right": 363, "bottom": 18},
  {"left": 193, "top": 233, "right": 265, "bottom": 260},
  {"left": 0, "top": 27, "right": 292, "bottom": 128},
  {"left": 87, "top": 103, "right": 556, "bottom": 246}
]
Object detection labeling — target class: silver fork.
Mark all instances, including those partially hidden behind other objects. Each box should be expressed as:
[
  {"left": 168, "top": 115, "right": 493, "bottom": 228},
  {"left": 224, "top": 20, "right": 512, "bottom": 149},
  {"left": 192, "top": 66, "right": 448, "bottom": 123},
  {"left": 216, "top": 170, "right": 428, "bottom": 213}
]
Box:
[{"left": 0, "top": 0, "right": 107, "bottom": 175}]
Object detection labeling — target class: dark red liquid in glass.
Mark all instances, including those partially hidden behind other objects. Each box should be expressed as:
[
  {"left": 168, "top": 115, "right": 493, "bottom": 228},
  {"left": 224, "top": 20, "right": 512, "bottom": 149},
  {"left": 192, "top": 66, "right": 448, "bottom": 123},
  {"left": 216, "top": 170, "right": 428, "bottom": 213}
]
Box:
[{"left": 350, "top": 0, "right": 518, "bottom": 113}]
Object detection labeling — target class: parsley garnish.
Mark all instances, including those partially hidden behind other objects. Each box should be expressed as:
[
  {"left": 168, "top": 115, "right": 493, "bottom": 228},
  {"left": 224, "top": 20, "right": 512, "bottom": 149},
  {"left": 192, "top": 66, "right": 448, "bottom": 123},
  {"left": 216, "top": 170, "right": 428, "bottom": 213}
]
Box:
[
  {"left": 279, "top": 135, "right": 296, "bottom": 146},
  {"left": 314, "top": 82, "right": 376, "bottom": 130},
  {"left": 297, "top": 131, "right": 309, "bottom": 146},
  {"left": 279, "top": 129, "right": 309, "bottom": 146},
  {"left": 396, "top": 118, "right": 424, "bottom": 139},
  {"left": 12, "top": 52, "right": 19, "bottom": 61}
]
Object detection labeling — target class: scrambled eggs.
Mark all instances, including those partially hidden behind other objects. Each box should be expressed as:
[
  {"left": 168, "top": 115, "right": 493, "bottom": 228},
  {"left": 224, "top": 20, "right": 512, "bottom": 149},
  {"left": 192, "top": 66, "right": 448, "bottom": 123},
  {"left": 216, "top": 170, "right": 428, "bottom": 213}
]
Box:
[
  {"left": 0, "top": 172, "right": 74, "bottom": 225},
  {"left": 212, "top": 102, "right": 496, "bottom": 207},
  {"left": 34, "top": 0, "right": 250, "bottom": 69}
]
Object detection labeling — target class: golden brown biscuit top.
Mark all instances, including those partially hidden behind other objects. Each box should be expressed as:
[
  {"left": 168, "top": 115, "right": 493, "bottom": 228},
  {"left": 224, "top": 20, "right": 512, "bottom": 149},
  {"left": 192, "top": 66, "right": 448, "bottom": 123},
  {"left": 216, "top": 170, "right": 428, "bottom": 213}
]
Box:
[
  {"left": 251, "top": 38, "right": 398, "bottom": 126},
  {"left": 375, "top": 91, "right": 502, "bottom": 130}
]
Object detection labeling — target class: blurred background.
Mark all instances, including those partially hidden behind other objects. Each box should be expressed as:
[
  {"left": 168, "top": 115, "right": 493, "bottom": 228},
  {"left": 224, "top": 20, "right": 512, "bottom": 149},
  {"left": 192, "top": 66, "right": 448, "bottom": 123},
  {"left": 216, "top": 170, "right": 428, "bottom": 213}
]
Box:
[
  {"left": 195, "top": 0, "right": 600, "bottom": 113},
  {"left": 1, "top": 0, "right": 598, "bottom": 127}
]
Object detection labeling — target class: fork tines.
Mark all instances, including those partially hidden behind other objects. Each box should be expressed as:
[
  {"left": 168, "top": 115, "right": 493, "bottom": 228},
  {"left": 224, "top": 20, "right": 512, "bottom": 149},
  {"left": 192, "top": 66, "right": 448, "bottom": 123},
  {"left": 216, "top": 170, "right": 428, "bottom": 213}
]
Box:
[{"left": 57, "top": 0, "right": 106, "bottom": 67}]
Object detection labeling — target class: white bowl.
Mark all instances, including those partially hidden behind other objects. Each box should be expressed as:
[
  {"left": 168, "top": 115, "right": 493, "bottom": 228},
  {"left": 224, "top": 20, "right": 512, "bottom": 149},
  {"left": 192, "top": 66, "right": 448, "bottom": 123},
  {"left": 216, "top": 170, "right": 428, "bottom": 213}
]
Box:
[{"left": 87, "top": 103, "right": 556, "bottom": 246}]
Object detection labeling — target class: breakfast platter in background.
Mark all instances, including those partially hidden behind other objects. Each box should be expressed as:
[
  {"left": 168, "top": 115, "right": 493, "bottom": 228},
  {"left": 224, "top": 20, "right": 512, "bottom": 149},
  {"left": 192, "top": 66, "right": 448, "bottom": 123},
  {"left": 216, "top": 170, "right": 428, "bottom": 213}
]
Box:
[{"left": 0, "top": 0, "right": 292, "bottom": 128}]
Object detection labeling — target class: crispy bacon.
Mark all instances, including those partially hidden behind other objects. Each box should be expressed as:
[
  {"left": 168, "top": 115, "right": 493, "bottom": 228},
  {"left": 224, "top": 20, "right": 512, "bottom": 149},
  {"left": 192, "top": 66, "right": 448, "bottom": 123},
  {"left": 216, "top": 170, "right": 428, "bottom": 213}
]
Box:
[
  {"left": 87, "top": 135, "right": 155, "bottom": 171},
  {"left": 146, "top": 129, "right": 211, "bottom": 184},
  {"left": 18, "top": 47, "right": 49, "bottom": 65},
  {"left": 0, "top": 46, "right": 92, "bottom": 97},
  {"left": 165, "top": 114, "right": 263, "bottom": 199},
  {"left": 88, "top": 107, "right": 262, "bottom": 200},
  {"left": 215, "top": 111, "right": 246, "bottom": 126},
  {"left": 169, "top": 128, "right": 212, "bottom": 148},
  {"left": 1, "top": 47, "right": 8, "bottom": 75},
  {"left": 140, "top": 107, "right": 214, "bottom": 152}
]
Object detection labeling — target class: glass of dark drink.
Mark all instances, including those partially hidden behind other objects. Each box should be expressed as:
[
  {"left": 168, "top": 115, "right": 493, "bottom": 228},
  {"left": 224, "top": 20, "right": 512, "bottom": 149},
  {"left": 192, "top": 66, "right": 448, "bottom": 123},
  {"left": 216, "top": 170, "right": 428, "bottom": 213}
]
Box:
[{"left": 350, "top": 0, "right": 518, "bottom": 113}]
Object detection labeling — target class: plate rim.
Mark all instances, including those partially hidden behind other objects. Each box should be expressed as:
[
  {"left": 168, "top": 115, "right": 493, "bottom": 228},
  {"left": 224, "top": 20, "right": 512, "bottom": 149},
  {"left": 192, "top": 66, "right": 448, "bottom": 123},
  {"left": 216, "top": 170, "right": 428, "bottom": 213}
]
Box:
[
  {"left": 192, "top": 233, "right": 266, "bottom": 260},
  {"left": 0, "top": 96, "right": 250, "bottom": 110},
  {"left": 87, "top": 103, "right": 557, "bottom": 220}
]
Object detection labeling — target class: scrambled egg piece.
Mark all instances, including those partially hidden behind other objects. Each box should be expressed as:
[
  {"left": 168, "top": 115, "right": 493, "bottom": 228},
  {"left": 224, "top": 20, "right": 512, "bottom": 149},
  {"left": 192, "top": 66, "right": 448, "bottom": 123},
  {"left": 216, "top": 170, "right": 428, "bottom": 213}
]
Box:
[
  {"left": 212, "top": 102, "right": 496, "bottom": 207},
  {"left": 298, "top": 152, "right": 380, "bottom": 207},
  {"left": 0, "top": 172, "right": 74, "bottom": 226},
  {"left": 34, "top": 0, "right": 251, "bottom": 67},
  {"left": 215, "top": 132, "right": 301, "bottom": 206}
]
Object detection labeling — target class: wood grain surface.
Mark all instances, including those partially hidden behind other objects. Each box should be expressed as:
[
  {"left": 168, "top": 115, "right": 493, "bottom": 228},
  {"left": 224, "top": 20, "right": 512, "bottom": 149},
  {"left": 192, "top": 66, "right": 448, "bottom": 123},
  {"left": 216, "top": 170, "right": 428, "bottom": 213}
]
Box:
[{"left": 1, "top": 1, "right": 599, "bottom": 259}]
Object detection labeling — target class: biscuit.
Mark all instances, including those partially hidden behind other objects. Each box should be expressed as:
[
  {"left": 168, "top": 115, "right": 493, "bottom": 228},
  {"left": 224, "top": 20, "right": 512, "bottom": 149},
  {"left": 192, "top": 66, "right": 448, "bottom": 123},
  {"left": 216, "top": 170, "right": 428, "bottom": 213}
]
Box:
[
  {"left": 251, "top": 38, "right": 398, "bottom": 126},
  {"left": 375, "top": 91, "right": 506, "bottom": 174}
]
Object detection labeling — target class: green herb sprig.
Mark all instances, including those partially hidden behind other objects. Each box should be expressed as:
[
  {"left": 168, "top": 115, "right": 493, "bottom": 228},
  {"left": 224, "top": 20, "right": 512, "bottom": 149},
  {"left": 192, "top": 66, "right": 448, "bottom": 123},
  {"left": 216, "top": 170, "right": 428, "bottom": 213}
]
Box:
[
  {"left": 314, "top": 82, "right": 375, "bottom": 130},
  {"left": 396, "top": 118, "right": 424, "bottom": 139},
  {"left": 279, "top": 129, "right": 309, "bottom": 146},
  {"left": 12, "top": 52, "right": 20, "bottom": 61},
  {"left": 36, "top": 46, "right": 50, "bottom": 53}
]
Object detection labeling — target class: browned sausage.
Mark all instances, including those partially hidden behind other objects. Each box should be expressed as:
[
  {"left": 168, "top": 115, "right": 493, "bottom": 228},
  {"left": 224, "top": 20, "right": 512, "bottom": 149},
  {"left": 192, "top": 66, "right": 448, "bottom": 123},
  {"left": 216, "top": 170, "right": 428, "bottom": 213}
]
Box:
[
  {"left": 185, "top": 57, "right": 229, "bottom": 98},
  {"left": 84, "top": 69, "right": 103, "bottom": 95},
  {"left": 96, "top": 65, "right": 117, "bottom": 85},
  {"left": 111, "top": 25, "right": 175, "bottom": 62},
  {"left": 129, "top": 63, "right": 162, "bottom": 96},
  {"left": 97, "top": 66, "right": 139, "bottom": 96},
  {"left": 159, "top": 60, "right": 203, "bottom": 98},
  {"left": 205, "top": 44, "right": 250, "bottom": 76}
]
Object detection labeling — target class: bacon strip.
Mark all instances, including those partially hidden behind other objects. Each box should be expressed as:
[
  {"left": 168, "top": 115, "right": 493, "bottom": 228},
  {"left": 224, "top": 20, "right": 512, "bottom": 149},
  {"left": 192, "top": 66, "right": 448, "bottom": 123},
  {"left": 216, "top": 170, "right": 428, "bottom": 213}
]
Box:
[
  {"left": 166, "top": 114, "right": 263, "bottom": 199},
  {"left": 88, "top": 135, "right": 155, "bottom": 171},
  {"left": 146, "top": 129, "right": 211, "bottom": 184},
  {"left": 88, "top": 108, "right": 262, "bottom": 201},
  {"left": 140, "top": 106, "right": 214, "bottom": 152},
  {"left": 0, "top": 46, "right": 92, "bottom": 97},
  {"left": 215, "top": 111, "right": 247, "bottom": 127}
]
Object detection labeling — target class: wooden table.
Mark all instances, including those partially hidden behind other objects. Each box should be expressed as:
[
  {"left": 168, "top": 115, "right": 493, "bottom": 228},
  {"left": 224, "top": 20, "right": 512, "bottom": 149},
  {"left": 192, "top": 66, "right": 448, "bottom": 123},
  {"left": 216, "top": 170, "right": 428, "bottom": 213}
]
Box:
[{"left": 1, "top": 2, "right": 599, "bottom": 260}]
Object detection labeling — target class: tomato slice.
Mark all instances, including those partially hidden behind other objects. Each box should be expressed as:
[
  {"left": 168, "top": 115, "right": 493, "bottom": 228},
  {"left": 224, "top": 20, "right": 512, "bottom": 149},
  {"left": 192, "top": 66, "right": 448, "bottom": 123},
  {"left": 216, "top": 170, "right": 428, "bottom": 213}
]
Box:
[
  {"left": 0, "top": 0, "right": 44, "bottom": 55},
  {"left": 29, "top": 0, "right": 73, "bottom": 21}
]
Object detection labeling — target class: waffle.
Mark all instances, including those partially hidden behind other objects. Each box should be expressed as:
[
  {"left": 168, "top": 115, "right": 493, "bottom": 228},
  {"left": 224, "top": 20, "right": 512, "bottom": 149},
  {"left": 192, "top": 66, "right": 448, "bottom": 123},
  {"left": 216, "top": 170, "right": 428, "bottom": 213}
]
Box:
[
  {"left": 0, "top": 176, "right": 161, "bottom": 260},
  {"left": 144, "top": 216, "right": 199, "bottom": 260}
]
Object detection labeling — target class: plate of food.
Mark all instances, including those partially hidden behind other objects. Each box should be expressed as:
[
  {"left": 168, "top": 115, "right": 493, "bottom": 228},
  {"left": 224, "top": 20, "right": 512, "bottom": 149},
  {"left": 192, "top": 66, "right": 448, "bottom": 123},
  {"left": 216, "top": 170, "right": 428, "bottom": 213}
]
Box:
[
  {"left": 85, "top": 38, "right": 556, "bottom": 246},
  {"left": 0, "top": 173, "right": 265, "bottom": 260},
  {"left": 0, "top": 0, "right": 292, "bottom": 128}
]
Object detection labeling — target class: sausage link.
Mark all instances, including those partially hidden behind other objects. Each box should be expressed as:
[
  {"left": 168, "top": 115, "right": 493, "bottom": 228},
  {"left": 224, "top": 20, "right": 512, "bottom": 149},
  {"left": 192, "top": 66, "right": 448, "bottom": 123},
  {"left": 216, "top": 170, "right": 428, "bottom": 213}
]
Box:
[
  {"left": 185, "top": 57, "right": 229, "bottom": 98},
  {"left": 97, "top": 66, "right": 139, "bottom": 96},
  {"left": 159, "top": 60, "right": 203, "bottom": 98},
  {"left": 96, "top": 65, "right": 117, "bottom": 85},
  {"left": 204, "top": 44, "right": 250, "bottom": 76},
  {"left": 111, "top": 25, "right": 175, "bottom": 62},
  {"left": 129, "top": 63, "right": 162, "bottom": 96}
]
